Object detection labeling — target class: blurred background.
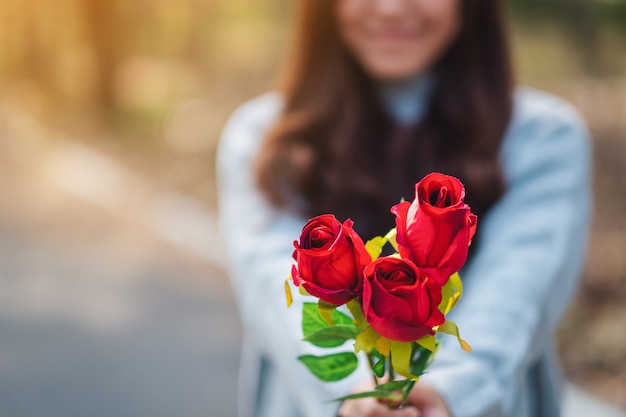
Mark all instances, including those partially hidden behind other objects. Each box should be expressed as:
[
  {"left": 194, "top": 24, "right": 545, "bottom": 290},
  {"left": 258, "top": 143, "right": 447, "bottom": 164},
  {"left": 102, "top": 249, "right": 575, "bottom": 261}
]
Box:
[{"left": 0, "top": 0, "right": 624, "bottom": 416}]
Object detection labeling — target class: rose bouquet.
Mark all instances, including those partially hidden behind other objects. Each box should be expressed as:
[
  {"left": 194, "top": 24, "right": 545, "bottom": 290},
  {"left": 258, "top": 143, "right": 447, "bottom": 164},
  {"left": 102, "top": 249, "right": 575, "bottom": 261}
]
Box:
[{"left": 284, "top": 172, "right": 476, "bottom": 406}]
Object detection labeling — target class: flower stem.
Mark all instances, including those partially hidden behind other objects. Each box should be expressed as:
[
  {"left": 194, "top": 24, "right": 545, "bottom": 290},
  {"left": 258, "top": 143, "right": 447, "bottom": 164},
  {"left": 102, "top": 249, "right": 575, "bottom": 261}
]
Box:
[{"left": 385, "top": 352, "right": 402, "bottom": 409}]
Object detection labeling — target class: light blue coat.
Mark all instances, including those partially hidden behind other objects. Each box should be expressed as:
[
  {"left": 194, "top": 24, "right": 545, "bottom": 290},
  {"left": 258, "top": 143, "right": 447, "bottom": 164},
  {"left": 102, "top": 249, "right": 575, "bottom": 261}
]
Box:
[{"left": 216, "top": 86, "right": 592, "bottom": 417}]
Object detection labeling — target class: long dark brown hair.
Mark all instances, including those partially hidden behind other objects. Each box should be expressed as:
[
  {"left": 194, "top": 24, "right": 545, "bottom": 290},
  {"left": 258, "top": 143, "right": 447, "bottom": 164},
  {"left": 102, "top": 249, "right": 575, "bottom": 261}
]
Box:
[{"left": 255, "top": 0, "right": 514, "bottom": 240}]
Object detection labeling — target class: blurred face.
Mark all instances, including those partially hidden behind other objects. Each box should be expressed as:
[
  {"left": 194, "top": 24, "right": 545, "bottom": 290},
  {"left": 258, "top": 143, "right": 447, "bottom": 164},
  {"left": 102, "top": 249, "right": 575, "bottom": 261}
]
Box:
[{"left": 335, "top": 0, "right": 462, "bottom": 80}]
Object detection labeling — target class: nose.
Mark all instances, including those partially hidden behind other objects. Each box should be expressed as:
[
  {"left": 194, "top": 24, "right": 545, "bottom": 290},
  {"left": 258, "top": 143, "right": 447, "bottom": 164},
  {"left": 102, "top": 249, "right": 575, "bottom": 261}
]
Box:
[{"left": 371, "top": 0, "right": 407, "bottom": 16}]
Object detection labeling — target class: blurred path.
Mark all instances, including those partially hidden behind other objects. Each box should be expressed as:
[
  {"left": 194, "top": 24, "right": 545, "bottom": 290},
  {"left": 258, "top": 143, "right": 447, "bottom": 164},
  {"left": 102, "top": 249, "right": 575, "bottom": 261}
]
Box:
[
  {"left": 0, "top": 107, "right": 239, "bottom": 417},
  {"left": 0, "top": 106, "right": 624, "bottom": 417}
]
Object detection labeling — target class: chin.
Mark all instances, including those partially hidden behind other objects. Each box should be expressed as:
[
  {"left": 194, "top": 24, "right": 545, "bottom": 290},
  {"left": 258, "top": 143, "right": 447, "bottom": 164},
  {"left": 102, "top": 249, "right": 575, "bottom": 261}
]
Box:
[
  {"left": 362, "top": 56, "right": 429, "bottom": 81},
  {"left": 367, "top": 65, "right": 427, "bottom": 81}
]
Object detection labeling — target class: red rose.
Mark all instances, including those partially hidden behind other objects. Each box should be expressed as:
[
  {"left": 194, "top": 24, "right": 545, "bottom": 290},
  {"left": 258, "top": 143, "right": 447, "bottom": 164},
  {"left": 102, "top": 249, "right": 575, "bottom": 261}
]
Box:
[
  {"left": 391, "top": 173, "right": 477, "bottom": 285},
  {"left": 362, "top": 257, "right": 444, "bottom": 342},
  {"left": 292, "top": 215, "right": 371, "bottom": 305}
]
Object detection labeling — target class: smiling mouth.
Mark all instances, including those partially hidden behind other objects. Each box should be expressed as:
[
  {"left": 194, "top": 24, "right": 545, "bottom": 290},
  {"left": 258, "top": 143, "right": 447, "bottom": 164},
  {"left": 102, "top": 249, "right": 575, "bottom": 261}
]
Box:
[{"left": 368, "top": 26, "right": 427, "bottom": 45}]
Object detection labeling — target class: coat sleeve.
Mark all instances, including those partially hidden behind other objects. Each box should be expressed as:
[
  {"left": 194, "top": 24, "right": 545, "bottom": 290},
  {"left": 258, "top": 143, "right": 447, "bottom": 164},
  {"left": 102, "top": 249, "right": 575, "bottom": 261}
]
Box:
[
  {"left": 420, "top": 94, "right": 593, "bottom": 417},
  {"left": 216, "top": 94, "right": 370, "bottom": 417}
]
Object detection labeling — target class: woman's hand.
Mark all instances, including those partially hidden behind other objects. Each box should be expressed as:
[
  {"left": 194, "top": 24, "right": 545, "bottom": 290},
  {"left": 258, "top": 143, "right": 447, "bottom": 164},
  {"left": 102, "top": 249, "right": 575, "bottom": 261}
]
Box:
[
  {"left": 338, "top": 379, "right": 451, "bottom": 417},
  {"left": 338, "top": 379, "right": 419, "bottom": 417},
  {"left": 406, "top": 381, "right": 451, "bottom": 417}
]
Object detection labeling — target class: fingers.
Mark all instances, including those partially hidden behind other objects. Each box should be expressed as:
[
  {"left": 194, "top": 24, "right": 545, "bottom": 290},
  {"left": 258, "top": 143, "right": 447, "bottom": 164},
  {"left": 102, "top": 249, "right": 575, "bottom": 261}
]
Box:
[
  {"left": 339, "top": 378, "right": 422, "bottom": 417},
  {"left": 338, "top": 398, "right": 420, "bottom": 417},
  {"left": 406, "top": 381, "right": 451, "bottom": 417},
  {"left": 388, "top": 405, "right": 420, "bottom": 417}
]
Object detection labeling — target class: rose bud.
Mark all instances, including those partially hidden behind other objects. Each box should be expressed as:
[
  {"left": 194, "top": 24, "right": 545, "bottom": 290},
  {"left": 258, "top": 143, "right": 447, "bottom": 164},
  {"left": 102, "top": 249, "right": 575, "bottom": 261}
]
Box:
[
  {"left": 391, "top": 173, "right": 477, "bottom": 285},
  {"left": 292, "top": 214, "right": 371, "bottom": 305},
  {"left": 362, "top": 257, "right": 444, "bottom": 342}
]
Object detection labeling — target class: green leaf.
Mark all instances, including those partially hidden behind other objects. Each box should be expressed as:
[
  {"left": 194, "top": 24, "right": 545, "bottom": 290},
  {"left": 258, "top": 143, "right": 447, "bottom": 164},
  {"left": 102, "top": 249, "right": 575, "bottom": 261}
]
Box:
[
  {"left": 302, "top": 302, "right": 352, "bottom": 339},
  {"left": 332, "top": 379, "right": 416, "bottom": 406},
  {"left": 375, "top": 380, "right": 415, "bottom": 392},
  {"left": 409, "top": 343, "right": 435, "bottom": 377},
  {"left": 400, "top": 380, "right": 416, "bottom": 406},
  {"left": 332, "top": 390, "right": 396, "bottom": 402},
  {"left": 303, "top": 324, "right": 359, "bottom": 348},
  {"left": 365, "top": 236, "right": 387, "bottom": 260},
  {"left": 298, "top": 352, "right": 359, "bottom": 382},
  {"left": 372, "top": 355, "right": 386, "bottom": 378}
]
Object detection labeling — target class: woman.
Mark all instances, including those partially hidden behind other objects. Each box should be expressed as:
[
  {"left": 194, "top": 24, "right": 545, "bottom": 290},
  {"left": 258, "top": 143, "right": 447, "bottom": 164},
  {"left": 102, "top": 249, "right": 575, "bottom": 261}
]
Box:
[{"left": 216, "top": 1, "right": 592, "bottom": 417}]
